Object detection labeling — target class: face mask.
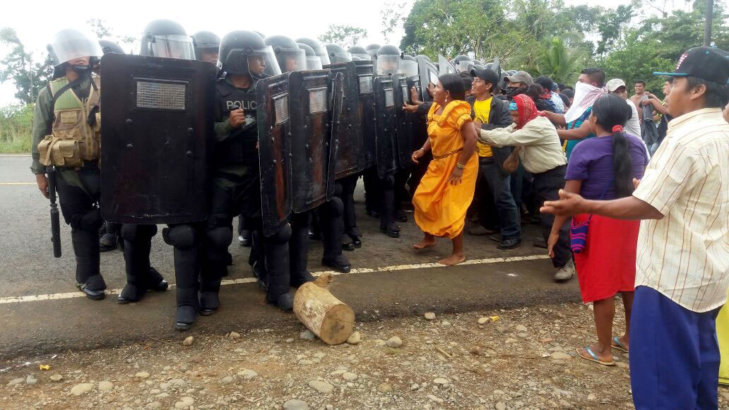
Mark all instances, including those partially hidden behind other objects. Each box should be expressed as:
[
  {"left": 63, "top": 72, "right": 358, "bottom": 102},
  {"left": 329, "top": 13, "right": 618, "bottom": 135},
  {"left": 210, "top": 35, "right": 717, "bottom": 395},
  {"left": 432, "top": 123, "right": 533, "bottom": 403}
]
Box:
[
  {"left": 506, "top": 86, "right": 524, "bottom": 99},
  {"left": 71, "top": 64, "right": 92, "bottom": 75}
]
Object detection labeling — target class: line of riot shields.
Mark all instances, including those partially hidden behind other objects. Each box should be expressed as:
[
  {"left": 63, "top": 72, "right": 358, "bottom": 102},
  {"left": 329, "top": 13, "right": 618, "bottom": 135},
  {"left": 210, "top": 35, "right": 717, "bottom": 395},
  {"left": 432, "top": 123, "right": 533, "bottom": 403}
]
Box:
[{"left": 98, "top": 42, "right": 447, "bottom": 241}]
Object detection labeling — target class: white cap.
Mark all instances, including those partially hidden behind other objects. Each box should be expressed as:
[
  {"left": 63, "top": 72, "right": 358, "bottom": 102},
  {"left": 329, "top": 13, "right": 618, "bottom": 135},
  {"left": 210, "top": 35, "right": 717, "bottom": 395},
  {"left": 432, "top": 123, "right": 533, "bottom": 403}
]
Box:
[{"left": 606, "top": 78, "right": 626, "bottom": 92}]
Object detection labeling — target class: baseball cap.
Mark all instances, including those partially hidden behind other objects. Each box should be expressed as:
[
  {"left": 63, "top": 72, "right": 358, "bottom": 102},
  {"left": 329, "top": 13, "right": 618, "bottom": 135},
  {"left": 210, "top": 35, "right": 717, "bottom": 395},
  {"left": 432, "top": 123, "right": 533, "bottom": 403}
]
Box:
[
  {"left": 653, "top": 46, "right": 729, "bottom": 85},
  {"left": 470, "top": 67, "right": 499, "bottom": 85},
  {"left": 606, "top": 78, "right": 626, "bottom": 92},
  {"left": 506, "top": 71, "right": 533, "bottom": 86}
]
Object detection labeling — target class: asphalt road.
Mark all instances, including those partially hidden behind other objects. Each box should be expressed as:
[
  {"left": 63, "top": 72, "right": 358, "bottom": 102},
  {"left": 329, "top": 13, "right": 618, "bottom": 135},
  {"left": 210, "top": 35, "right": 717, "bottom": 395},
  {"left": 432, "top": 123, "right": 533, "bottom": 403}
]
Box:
[{"left": 0, "top": 155, "right": 580, "bottom": 361}]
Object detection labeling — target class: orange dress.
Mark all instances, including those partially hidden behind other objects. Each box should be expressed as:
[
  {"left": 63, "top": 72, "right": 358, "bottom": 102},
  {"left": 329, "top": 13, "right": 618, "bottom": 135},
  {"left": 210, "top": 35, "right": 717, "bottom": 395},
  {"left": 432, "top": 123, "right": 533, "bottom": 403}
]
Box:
[{"left": 412, "top": 101, "right": 478, "bottom": 239}]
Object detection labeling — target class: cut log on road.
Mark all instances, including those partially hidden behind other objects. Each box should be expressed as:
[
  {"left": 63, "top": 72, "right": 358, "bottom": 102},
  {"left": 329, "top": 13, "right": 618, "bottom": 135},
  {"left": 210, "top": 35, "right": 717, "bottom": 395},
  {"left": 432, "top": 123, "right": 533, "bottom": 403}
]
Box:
[{"left": 294, "top": 274, "right": 355, "bottom": 345}]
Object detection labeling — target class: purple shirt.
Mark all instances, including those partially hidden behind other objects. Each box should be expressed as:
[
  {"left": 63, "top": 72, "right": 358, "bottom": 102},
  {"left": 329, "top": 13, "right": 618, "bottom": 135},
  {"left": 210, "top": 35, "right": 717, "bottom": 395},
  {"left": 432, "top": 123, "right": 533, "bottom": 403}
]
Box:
[{"left": 565, "top": 133, "right": 649, "bottom": 200}]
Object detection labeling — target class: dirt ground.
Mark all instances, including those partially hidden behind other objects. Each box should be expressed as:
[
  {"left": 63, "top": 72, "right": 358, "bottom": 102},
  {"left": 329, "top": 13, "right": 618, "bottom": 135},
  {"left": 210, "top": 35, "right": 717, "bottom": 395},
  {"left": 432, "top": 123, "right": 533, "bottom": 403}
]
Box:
[{"left": 2, "top": 301, "right": 728, "bottom": 410}]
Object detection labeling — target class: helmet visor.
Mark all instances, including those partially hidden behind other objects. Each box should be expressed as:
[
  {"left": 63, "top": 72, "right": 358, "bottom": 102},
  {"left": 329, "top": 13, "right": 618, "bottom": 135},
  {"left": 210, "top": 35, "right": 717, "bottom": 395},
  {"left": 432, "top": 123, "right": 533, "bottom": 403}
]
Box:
[
  {"left": 50, "top": 30, "right": 103, "bottom": 65},
  {"left": 306, "top": 56, "right": 323, "bottom": 70},
  {"left": 351, "top": 52, "right": 370, "bottom": 61},
  {"left": 147, "top": 34, "right": 196, "bottom": 60},
  {"left": 248, "top": 46, "right": 282, "bottom": 77},
  {"left": 376, "top": 55, "right": 400, "bottom": 76},
  {"left": 329, "top": 51, "right": 351, "bottom": 64},
  {"left": 276, "top": 48, "right": 307, "bottom": 73},
  {"left": 400, "top": 60, "right": 418, "bottom": 77}
]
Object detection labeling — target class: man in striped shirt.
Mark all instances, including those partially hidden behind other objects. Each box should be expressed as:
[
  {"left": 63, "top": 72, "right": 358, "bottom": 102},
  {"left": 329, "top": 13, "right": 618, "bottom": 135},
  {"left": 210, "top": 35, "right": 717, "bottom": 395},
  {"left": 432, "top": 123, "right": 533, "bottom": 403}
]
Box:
[{"left": 541, "top": 46, "right": 729, "bottom": 409}]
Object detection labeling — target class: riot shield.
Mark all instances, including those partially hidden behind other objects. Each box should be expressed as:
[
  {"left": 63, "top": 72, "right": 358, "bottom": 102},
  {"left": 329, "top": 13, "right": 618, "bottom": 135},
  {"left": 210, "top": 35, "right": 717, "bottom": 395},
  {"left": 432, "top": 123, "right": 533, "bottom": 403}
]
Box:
[
  {"left": 393, "top": 74, "right": 413, "bottom": 169},
  {"left": 438, "top": 55, "right": 456, "bottom": 75},
  {"left": 326, "top": 62, "right": 364, "bottom": 180},
  {"left": 354, "top": 60, "right": 376, "bottom": 170},
  {"left": 327, "top": 72, "right": 344, "bottom": 195},
  {"left": 288, "top": 69, "right": 336, "bottom": 214},
  {"left": 373, "top": 75, "right": 397, "bottom": 178},
  {"left": 256, "top": 73, "right": 293, "bottom": 238},
  {"left": 416, "top": 56, "right": 439, "bottom": 103},
  {"left": 100, "top": 53, "right": 215, "bottom": 225}
]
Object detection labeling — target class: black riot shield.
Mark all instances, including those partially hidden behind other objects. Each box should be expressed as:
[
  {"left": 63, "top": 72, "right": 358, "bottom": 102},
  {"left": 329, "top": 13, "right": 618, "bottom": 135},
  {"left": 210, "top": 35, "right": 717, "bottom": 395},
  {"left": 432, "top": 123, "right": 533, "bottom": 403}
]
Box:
[
  {"left": 256, "top": 73, "right": 293, "bottom": 238},
  {"left": 373, "top": 75, "right": 397, "bottom": 178},
  {"left": 393, "top": 74, "right": 413, "bottom": 169},
  {"left": 354, "top": 60, "right": 376, "bottom": 170},
  {"left": 416, "top": 56, "right": 439, "bottom": 103},
  {"left": 100, "top": 53, "right": 215, "bottom": 225},
  {"left": 288, "top": 70, "right": 336, "bottom": 214},
  {"left": 326, "top": 62, "right": 364, "bottom": 180}
]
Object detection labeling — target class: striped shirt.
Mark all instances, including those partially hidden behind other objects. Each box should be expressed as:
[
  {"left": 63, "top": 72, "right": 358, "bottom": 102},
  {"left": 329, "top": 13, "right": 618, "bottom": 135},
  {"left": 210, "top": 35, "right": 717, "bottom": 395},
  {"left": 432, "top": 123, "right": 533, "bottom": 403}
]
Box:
[{"left": 632, "top": 108, "right": 729, "bottom": 312}]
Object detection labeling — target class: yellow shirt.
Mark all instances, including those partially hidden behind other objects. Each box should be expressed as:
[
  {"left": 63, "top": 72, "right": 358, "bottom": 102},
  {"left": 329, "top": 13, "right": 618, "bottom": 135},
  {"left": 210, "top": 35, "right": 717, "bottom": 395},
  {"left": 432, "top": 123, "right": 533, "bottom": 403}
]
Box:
[
  {"left": 412, "top": 101, "right": 479, "bottom": 239},
  {"left": 473, "top": 98, "right": 493, "bottom": 157}
]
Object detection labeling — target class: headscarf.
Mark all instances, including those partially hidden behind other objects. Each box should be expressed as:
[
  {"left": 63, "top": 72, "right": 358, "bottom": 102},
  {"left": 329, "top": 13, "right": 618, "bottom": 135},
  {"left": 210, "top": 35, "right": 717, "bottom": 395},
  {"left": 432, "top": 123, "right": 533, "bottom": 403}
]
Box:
[
  {"left": 510, "top": 94, "right": 538, "bottom": 129},
  {"left": 564, "top": 81, "right": 605, "bottom": 124}
]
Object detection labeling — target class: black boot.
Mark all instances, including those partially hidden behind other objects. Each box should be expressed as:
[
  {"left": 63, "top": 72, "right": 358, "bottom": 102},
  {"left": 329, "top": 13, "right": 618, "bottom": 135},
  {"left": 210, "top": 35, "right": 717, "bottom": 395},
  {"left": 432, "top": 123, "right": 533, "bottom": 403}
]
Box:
[
  {"left": 145, "top": 267, "right": 169, "bottom": 292},
  {"left": 72, "top": 229, "right": 105, "bottom": 300},
  {"left": 175, "top": 288, "right": 198, "bottom": 331},
  {"left": 263, "top": 225, "right": 292, "bottom": 311},
  {"left": 290, "top": 213, "right": 313, "bottom": 288},
  {"left": 198, "top": 279, "right": 221, "bottom": 316}
]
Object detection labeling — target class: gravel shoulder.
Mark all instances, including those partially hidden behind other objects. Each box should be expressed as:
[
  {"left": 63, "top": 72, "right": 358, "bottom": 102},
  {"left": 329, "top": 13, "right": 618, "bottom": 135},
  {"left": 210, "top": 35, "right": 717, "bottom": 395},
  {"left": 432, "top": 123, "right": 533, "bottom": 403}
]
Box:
[{"left": 3, "top": 301, "right": 727, "bottom": 409}]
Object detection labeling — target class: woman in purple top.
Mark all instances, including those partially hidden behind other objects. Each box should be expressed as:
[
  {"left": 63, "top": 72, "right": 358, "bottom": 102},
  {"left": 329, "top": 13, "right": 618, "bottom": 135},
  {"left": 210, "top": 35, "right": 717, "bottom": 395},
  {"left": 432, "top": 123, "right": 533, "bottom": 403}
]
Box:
[{"left": 548, "top": 94, "right": 649, "bottom": 366}]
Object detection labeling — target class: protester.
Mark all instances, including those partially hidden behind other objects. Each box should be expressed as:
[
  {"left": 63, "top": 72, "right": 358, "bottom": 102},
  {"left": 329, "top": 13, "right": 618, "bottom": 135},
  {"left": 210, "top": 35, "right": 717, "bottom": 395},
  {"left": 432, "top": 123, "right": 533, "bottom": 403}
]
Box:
[
  {"left": 411, "top": 74, "right": 478, "bottom": 266},
  {"left": 466, "top": 67, "right": 520, "bottom": 248},
  {"left": 526, "top": 84, "right": 556, "bottom": 112},
  {"left": 641, "top": 79, "right": 673, "bottom": 154},
  {"left": 541, "top": 46, "right": 729, "bottom": 409},
  {"left": 605, "top": 78, "right": 641, "bottom": 137},
  {"left": 549, "top": 94, "right": 649, "bottom": 365},
  {"left": 542, "top": 68, "right": 606, "bottom": 159},
  {"left": 535, "top": 76, "right": 565, "bottom": 113},
  {"left": 476, "top": 94, "right": 573, "bottom": 281},
  {"left": 505, "top": 71, "right": 533, "bottom": 99}
]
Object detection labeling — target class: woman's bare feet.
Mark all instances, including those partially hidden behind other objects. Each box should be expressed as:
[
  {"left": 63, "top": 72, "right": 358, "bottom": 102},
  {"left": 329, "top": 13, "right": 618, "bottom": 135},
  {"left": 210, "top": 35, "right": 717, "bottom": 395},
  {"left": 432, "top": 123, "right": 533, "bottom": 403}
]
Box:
[
  {"left": 438, "top": 253, "right": 465, "bottom": 266},
  {"left": 413, "top": 235, "right": 436, "bottom": 250}
]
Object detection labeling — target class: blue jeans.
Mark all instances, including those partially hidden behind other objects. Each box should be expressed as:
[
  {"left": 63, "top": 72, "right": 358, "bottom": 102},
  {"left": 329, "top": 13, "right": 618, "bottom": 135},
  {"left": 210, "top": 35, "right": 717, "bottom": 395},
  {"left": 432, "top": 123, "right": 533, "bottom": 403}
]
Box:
[
  {"left": 630, "top": 286, "right": 721, "bottom": 410},
  {"left": 480, "top": 157, "right": 520, "bottom": 240}
]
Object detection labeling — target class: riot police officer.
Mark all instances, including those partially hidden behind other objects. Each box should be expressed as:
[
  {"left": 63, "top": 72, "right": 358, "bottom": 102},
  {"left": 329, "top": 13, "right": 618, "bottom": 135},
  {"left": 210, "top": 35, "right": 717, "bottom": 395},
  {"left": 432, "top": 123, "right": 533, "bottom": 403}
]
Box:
[
  {"left": 31, "top": 29, "right": 106, "bottom": 300},
  {"left": 97, "top": 39, "right": 124, "bottom": 252},
  {"left": 210, "top": 31, "right": 295, "bottom": 310},
  {"left": 117, "top": 20, "right": 192, "bottom": 305},
  {"left": 192, "top": 31, "right": 220, "bottom": 65}
]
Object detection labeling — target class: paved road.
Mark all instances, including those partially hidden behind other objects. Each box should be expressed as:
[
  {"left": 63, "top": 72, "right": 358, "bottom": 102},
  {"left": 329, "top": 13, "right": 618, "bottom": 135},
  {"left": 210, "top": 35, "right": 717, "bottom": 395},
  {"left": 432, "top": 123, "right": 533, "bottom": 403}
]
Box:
[{"left": 0, "top": 155, "right": 579, "bottom": 360}]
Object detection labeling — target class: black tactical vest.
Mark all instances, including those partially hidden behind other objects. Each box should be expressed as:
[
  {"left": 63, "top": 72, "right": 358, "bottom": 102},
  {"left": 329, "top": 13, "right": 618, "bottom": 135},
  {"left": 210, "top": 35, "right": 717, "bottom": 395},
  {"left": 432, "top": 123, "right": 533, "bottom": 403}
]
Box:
[{"left": 214, "top": 79, "right": 259, "bottom": 168}]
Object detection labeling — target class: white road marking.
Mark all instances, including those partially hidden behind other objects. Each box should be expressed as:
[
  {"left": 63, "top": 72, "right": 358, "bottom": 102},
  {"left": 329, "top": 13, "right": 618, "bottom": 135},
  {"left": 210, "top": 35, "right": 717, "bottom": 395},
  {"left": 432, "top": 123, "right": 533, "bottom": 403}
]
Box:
[
  {"left": 0, "top": 182, "right": 35, "bottom": 185},
  {"left": 0, "top": 254, "right": 550, "bottom": 305}
]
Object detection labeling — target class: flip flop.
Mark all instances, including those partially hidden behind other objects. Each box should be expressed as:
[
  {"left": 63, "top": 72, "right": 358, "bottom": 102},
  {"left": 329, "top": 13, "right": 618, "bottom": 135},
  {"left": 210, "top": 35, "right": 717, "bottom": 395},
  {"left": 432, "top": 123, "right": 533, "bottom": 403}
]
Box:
[
  {"left": 611, "top": 337, "right": 629, "bottom": 353},
  {"left": 576, "top": 347, "right": 616, "bottom": 367}
]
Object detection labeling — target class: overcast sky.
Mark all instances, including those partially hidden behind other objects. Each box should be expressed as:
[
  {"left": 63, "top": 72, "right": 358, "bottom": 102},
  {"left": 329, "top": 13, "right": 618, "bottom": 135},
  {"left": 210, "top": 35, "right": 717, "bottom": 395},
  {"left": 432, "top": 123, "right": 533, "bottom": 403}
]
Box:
[{"left": 0, "top": 0, "right": 666, "bottom": 105}]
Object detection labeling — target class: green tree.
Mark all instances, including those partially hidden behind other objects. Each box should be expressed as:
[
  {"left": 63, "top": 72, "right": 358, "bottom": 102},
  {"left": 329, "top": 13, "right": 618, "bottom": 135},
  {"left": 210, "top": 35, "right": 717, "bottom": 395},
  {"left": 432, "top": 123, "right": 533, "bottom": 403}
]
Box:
[
  {"left": 533, "top": 37, "right": 587, "bottom": 84},
  {"left": 319, "top": 25, "right": 368, "bottom": 49},
  {"left": 0, "top": 27, "right": 53, "bottom": 105}
]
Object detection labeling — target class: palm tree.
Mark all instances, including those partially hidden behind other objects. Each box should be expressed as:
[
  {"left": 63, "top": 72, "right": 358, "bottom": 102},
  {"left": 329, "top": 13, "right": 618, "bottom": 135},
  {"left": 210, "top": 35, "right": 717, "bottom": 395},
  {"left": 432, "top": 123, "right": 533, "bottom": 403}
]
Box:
[{"left": 534, "top": 37, "right": 585, "bottom": 84}]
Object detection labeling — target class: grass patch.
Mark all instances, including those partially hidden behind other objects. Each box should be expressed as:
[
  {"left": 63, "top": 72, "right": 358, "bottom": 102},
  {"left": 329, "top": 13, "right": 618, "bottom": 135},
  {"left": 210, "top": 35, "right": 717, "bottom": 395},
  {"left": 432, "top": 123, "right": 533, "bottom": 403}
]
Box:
[{"left": 0, "top": 104, "right": 33, "bottom": 153}]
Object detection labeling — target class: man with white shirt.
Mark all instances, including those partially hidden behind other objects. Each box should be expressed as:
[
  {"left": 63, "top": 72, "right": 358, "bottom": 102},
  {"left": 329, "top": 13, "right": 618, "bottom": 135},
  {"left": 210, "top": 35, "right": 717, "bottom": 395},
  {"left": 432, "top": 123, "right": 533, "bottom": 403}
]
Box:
[
  {"left": 606, "top": 78, "right": 641, "bottom": 137},
  {"left": 541, "top": 46, "right": 729, "bottom": 410}
]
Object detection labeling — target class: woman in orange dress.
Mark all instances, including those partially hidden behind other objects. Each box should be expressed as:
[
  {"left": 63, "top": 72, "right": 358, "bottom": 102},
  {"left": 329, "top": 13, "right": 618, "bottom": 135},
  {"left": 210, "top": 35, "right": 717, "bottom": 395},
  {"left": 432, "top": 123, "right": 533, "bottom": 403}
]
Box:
[{"left": 411, "top": 74, "right": 479, "bottom": 265}]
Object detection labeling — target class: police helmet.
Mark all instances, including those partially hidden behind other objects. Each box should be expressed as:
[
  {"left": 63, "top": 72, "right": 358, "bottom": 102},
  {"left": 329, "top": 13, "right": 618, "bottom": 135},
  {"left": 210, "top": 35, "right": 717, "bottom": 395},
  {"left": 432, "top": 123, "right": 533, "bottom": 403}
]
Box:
[
  {"left": 192, "top": 31, "right": 220, "bottom": 63},
  {"left": 296, "top": 38, "right": 331, "bottom": 66},
  {"left": 376, "top": 45, "right": 401, "bottom": 76},
  {"left": 297, "top": 43, "right": 322, "bottom": 70},
  {"left": 265, "top": 35, "right": 306, "bottom": 73},
  {"left": 140, "top": 20, "right": 195, "bottom": 60},
  {"left": 348, "top": 46, "right": 370, "bottom": 61},
  {"left": 220, "top": 30, "right": 281, "bottom": 79},
  {"left": 324, "top": 44, "right": 351, "bottom": 64}
]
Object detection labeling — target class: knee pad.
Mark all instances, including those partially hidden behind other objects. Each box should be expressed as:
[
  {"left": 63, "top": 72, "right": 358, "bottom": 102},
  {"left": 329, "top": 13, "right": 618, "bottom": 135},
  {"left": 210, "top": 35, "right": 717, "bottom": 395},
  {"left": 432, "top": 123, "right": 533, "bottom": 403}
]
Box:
[
  {"left": 266, "top": 223, "right": 291, "bottom": 244},
  {"left": 382, "top": 175, "right": 395, "bottom": 189},
  {"left": 325, "top": 197, "right": 343, "bottom": 217},
  {"left": 120, "top": 224, "right": 138, "bottom": 242},
  {"left": 76, "top": 208, "right": 103, "bottom": 231},
  {"left": 164, "top": 225, "right": 197, "bottom": 249},
  {"left": 206, "top": 226, "right": 233, "bottom": 249}
]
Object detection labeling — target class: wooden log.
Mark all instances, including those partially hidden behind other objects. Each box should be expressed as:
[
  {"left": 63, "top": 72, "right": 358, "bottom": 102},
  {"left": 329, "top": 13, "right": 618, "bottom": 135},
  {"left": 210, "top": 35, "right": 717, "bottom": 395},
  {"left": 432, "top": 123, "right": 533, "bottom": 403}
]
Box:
[{"left": 293, "top": 274, "right": 355, "bottom": 345}]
